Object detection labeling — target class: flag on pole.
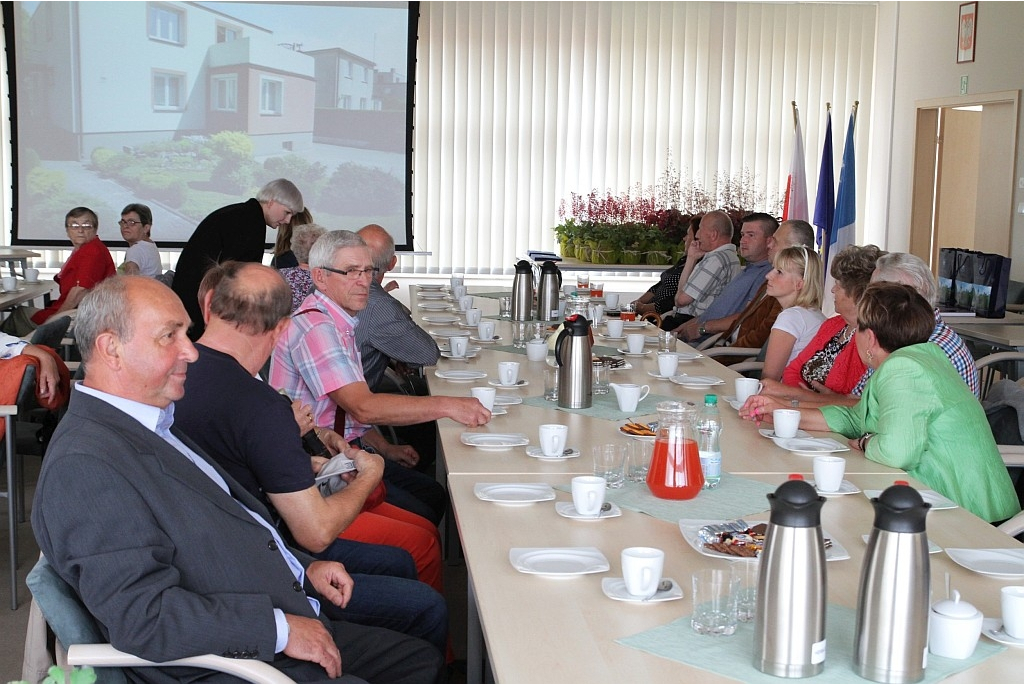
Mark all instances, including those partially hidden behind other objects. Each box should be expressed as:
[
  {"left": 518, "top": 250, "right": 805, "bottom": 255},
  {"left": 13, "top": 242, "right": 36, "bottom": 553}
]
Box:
[
  {"left": 822, "top": 104, "right": 858, "bottom": 314},
  {"left": 812, "top": 107, "right": 834, "bottom": 252},
  {"left": 782, "top": 102, "right": 808, "bottom": 221}
]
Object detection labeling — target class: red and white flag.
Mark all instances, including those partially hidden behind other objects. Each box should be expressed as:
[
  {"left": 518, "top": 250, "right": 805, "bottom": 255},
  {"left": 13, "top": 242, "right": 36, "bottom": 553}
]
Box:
[{"left": 782, "top": 103, "right": 809, "bottom": 221}]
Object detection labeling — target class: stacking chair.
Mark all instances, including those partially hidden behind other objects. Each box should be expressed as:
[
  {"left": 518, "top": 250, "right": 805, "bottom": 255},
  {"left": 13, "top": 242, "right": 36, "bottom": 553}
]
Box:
[{"left": 25, "top": 555, "right": 294, "bottom": 684}]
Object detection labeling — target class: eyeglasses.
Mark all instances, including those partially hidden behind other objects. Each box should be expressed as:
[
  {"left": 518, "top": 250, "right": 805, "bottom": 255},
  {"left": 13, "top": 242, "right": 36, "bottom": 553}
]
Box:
[
  {"left": 118, "top": 219, "right": 143, "bottom": 228},
  {"left": 65, "top": 223, "right": 94, "bottom": 231},
  {"left": 318, "top": 265, "right": 379, "bottom": 279}
]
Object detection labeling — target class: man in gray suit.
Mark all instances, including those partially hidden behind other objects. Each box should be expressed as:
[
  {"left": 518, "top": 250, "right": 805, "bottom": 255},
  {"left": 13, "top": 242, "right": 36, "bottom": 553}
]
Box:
[{"left": 31, "top": 275, "right": 442, "bottom": 683}]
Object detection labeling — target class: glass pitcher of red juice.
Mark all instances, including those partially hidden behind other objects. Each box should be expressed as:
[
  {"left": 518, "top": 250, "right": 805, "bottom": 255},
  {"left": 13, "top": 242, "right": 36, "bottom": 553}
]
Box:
[{"left": 647, "top": 401, "right": 704, "bottom": 499}]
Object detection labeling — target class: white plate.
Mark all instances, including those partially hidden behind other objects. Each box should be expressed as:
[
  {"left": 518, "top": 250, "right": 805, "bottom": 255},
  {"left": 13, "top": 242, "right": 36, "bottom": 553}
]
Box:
[
  {"left": 722, "top": 395, "right": 745, "bottom": 411},
  {"left": 418, "top": 292, "right": 448, "bottom": 300},
  {"left": 473, "top": 482, "right": 555, "bottom": 504},
  {"left": 489, "top": 379, "right": 529, "bottom": 388},
  {"left": 861, "top": 534, "right": 941, "bottom": 554},
  {"left": 429, "top": 327, "right": 469, "bottom": 338},
  {"left": 494, "top": 394, "right": 523, "bottom": 406},
  {"left": 759, "top": 428, "right": 811, "bottom": 440},
  {"left": 598, "top": 334, "right": 626, "bottom": 341},
  {"left": 621, "top": 320, "right": 648, "bottom": 329},
  {"left": 422, "top": 314, "right": 461, "bottom": 324},
  {"left": 525, "top": 446, "right": 581, "bottom": 460},
  {"left": 602, "top": 577, "right": 683, "bottom": 603},
  {"left": 982, "top": 618, "right": 1024, "bottom": 646},
  {"left": 618, "top": 423, "right": 657, "bottom": 443},
  {"left": 670, "top": 374, "right": 725, "bottom": 389},
  {"left": 435, "top": 370, "right": 488, "bottom": 382},
  {"left": 509, "top": 547, "right": 610, "bottom": 576},
  {"left": 440, "top": 351, "right": 479, "bottom": 360},
  {"left": 674, "top": 352, "right": 704, "bottom": 362},
  {"left": 944, "top": 548, "right": 1024, "bottom": 577},
  {"left": 417, "top": 284, "right": 446, "bottom": 291},
  {"left": 863, "top": 489, "right": 958, "bottom": 510},
  {"left": 616, "top": 348, "right": 651, "bottom": 357},
  {"left": 488, "top": 406, "right": 508, "bottom": 416},
  {"left": 678, "top": 519, "right": 850, "bottom": 562},
  {"left": 460, "top": 432, "right": 530, "bottom": 451},
  {"left": 470, "top": 335, "right": 503, "bottom": 343},
  {"left": 775, "top": 437, "right": 850, "bottom": 454},
  {"left": 811, "top": 479, "right": 861, "bottom": 496},
  {"left": 556, "top": 502, "right": 623, "bottom": 520},
  {"left": 418, "top": 302, "right": 451, "bottom": 311}
]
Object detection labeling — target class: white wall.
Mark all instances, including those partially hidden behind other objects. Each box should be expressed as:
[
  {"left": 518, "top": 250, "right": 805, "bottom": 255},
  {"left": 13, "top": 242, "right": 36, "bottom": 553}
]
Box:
[{"left": 883, "top": 1, "right": 1024, "bottom": 275}]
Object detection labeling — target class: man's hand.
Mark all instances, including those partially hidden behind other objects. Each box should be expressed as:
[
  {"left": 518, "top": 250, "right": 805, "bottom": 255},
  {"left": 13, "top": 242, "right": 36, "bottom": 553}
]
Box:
[
  {"left": 686, "top": 239, "right": 706, "bottom": 261},
  {"left": 318, "top": 428, "right": 350, "bottom": 456},
  {"left": 23, "top": 345, "right": 60, "bottom": 401},
  {"left": 283, "top": 614, "right": 342, "bottom": 678},
  {"left": 383, "top": 443, "right": 419, "bottom": 467},
  {"left": 448, "top": 397, "right": 492, "bottom": 428},
  {"left": 677, "top": 318, "right": 701, "bottom": 341},
  {"left": 307, "top": 560, "right": 354, "bottom": 609},
  {"left": 352, "top": 449, "right": 386, "bottom": 479}
]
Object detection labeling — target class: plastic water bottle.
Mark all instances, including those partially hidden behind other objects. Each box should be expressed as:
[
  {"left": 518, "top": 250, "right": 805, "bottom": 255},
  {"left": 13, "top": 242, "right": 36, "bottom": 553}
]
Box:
[{"left": 697, "top": 394, "right": 722, "bottom": 489}]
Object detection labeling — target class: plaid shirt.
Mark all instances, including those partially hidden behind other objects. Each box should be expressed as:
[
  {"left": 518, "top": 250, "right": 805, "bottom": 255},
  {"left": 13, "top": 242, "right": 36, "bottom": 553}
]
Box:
[
  {"left": 852, "top": 310, "right": 979, "bottom": 397},
  {"left": 268, "top": 290, "right": 372, "bottom": 441},
  {"left": 676, "top": 243, "right": 741, "bottom": 318}
]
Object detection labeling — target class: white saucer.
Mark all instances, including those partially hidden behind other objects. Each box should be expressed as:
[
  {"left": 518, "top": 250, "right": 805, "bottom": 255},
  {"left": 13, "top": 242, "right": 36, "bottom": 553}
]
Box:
[
  {"left": 601, "top": 577, "right": 683, "bottom": 603},
  {"left": 440, "top": 351, "right": 478, "bottom": 360},
  {"left": 556, "top": 501, "right": 622, "bottom": 519},
  {"left": 489, "top": 379, "right": 529, "bottom": 388},
  {"left": 616, "top": 348, "right": 651, "bottom": 357},
  {"left": 599, "top": 334, "right": 626, "bottom": 341},
  {"left": 525, "top": 446, "right": 581, "bottom": 460},
  {"left": 810, "top": 479, "right": 861, "bottom": 496},
  {"left": 470, "top": 335, "right": 503, "bottom": 343},
  {"left": 982, "top": 618, "right": 1024, "bottom": 646},
  {"left": 487, "top": 406, "right": 508, "bottom": 416},
  {"left": 759, "top": 428, "right": 811, "bottom": 440},
  {"left": 722, "top": 395, "right": 745, "bottom": 411},
  {"left": 23, "top": 279, "right": 40, "bottom": 285},
  {"left": 648, "top": 371, "right": 674, "bottom": 380},
  {"left": 494, "top": 394, "right": 523, "bottom": 406}
]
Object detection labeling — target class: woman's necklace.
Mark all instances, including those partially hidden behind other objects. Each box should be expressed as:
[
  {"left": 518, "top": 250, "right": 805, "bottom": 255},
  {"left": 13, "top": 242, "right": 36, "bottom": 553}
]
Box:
[{"left": 839, "top": 324, "right": 854, "bottom": 344}]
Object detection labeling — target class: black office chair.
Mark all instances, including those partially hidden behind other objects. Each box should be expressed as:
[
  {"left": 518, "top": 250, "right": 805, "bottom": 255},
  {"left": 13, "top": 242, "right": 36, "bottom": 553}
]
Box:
[{"left": 29, "top": 315, "right": 71, "bottom": 351}]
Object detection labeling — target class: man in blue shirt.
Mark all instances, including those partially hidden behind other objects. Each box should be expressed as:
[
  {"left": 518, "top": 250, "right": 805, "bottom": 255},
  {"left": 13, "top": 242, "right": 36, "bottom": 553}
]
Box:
[{"left": 673, "top": 212, "right": 778, "bottom": 341}]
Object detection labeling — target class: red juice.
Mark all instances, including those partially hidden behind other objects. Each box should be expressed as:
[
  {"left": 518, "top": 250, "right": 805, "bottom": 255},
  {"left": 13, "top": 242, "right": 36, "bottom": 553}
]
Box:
[{"left": 647, "top": 437, "right": 704, "bottom": 499}]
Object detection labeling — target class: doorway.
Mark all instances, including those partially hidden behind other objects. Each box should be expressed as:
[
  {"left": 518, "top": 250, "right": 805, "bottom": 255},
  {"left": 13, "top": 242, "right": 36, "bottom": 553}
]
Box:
[{"left": 909, "top": 90, "right": 1019, "bottom": 273}]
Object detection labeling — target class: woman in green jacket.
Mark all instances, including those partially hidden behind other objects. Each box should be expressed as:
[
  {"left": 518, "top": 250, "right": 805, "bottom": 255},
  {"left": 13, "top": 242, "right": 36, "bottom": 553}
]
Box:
[{"left": 743, "top": 282, "right": 1019, "bottom": 522}]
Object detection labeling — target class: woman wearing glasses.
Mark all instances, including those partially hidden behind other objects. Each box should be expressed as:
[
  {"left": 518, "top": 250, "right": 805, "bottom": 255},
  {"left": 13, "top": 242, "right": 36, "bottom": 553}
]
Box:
[
  {"left": 117, "top": 203, "right": 161, "bottom": 278},
  {"left": 29, "top": 207, "right": 116, "bottom": 327},
  {"left": 760, "top": 245, "right": 826, "bottom": 381}
]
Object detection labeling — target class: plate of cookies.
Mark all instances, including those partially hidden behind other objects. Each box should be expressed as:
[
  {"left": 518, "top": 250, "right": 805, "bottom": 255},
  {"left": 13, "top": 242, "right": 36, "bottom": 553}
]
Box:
[{"left": 678, "top": 518, "right": 850, "bottom": 561}]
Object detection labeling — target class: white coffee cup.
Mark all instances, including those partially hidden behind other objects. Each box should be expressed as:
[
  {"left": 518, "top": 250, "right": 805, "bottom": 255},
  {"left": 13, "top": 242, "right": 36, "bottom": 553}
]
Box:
[
  {"left": 626, "top": 333, "right": 646, "bottom": 354},
  {"left": 1002, "top": 586, "right": 1024, "bottom": 638},
  {"left": 458, "top": 295, "right": 474, "bottom": 311},
  {"left": 571, "top": 476, "right": 606, "bottom": 517},
  {"left": 812, "top": 456, "right": 846, "bottom": 493},
  {"left": 621, "top": 547, "right": 665, "bottom": 598},
  {"left": 734, "top": 377, "right": 764, "bottom": 404},
  {"left": 452, "top": 284, "right": 467, "bottom": 299},
  {"left": 24, "top": 268, "right": 39, "bottom": 283},
  {"left": 772, "top": 409, "right": 801, "bottom": 438},
  {"left": 465, "top": 308, "right": 482, "bottom": 326},
  {"left": 605, "top": 292, "right": 620, "bottom": 309},
  {"left": 450, "top": 275, "right": 464, "bottom": 290},
  {"left": 449, "top": 336, "right": 469, "bottom": 358},
  {"left": 657, "top": 353, "right": 679, "bottom": 378},
  {"left": 605, "top": 319, "right": 624, "bottom": 338},
  {"left": 498, "top": 361, "right": 520, "bottom": 386},
  {"left": 538, "top": 423, "right": 568, "bottom": 458},
  {"left": 477, "top": 320, "right": 496, "bottom": 340},
  {"left": 469, "top": 386, "right": 496, "bottom": 411},
  {"left": 610, "top": 383, "right": 650, "bottom": 413},
  {"left": 526, "top": 339, "right": 547, "bottom": 361},
  {"left": 1, "top": 276, "right": 16, "bottom": 292}
]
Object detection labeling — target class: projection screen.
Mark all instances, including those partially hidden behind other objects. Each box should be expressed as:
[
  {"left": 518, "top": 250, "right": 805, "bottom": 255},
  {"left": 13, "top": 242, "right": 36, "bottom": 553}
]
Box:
[{"left": 3, "top": 0, "right": 416, "bottom": 249}]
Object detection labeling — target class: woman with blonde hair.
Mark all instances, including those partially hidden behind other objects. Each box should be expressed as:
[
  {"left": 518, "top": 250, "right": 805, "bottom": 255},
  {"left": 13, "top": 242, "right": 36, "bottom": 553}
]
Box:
[{"left": 760, "top": 245, "right": 825, "bottom": 381}]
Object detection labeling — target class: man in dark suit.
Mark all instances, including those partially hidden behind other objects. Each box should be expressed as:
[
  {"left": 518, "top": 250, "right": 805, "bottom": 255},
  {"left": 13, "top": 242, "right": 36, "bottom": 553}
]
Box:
[{"left": 31, "top": 275, "right": 442, "bottom": 683}]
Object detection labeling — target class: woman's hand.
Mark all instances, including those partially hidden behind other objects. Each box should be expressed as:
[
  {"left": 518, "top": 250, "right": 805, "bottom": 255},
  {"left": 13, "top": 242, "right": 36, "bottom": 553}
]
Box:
[
  {"left": 291, "top": 400, "right": 316, "bottom": 436},
  {"left": 739, "top": 394, "right": 786, "bottom": 425}
]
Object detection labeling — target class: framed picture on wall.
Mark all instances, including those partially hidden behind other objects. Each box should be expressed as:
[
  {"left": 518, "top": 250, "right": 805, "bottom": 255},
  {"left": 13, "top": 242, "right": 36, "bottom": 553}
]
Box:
[{"left": 957, "top": 2, "right": 978, "bottom": 63}]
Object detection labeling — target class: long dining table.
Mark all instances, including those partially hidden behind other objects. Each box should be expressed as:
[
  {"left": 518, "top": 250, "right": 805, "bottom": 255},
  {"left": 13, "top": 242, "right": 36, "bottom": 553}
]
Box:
[{"left": 412, "top": 285, "right": 1024, "bottom": 683}]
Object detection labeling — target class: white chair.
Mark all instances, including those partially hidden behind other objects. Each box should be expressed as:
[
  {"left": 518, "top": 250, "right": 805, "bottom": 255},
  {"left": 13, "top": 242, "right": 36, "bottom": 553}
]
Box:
[
  {"left": 997, "top": 510, "right": 1024, "bottom": 537},
  {"left": 26, "top": 555, "right": 294, "bottom": 684}
]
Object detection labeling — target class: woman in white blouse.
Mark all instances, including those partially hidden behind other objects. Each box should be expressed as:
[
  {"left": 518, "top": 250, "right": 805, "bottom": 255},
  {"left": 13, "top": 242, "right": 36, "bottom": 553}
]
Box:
[{"left": 760, "top": 245, "right": 825, "bottom": 381}]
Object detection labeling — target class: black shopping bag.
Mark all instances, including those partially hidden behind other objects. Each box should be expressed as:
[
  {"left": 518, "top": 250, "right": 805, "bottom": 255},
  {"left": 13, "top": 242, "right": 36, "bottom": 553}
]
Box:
[
  {"left": 971, "top": 252, "right": 1012, "bottom": 318},
  {"left": 938, "top": 247, "right": 960, "bottom": 307},
  {"left": 954, "top": 250, "right": 977, "bottom": 310}
]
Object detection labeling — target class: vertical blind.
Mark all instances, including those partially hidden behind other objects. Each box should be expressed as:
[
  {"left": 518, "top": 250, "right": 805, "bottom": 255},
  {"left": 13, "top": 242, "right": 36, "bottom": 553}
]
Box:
[{"left": 411, "top": 1, "right": 877, "bottom": 274}]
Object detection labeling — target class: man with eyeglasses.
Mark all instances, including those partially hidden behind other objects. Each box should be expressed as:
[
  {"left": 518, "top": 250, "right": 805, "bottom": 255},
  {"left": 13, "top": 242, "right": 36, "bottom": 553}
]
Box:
[
  {"left": 27, "top": 207, "right": 116, "bottom": 328},
  {"left": 270, "top": 230, "right": 489, "bottom": 525},
  {"left": 172, "top": 178, "right": 303, "bottom": 340}
]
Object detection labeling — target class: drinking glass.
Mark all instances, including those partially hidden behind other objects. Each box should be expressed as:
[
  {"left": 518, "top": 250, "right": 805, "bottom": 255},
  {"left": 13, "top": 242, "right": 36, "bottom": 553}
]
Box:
[
  {"left": 731, "top": 559, "right": 760, "bottom": 623},
  {"left": 512, "top": 321, "right": 528, "bottom": 348},
  {"left": 591, "top": 361, "right": 609, "bottom": 395},
  {"left": 625, "top": 442, "right": 653, "bottom": 483},
  {"left": 499, "top": 296, "right": 512, "bottom": 318},
  {"left": 593, "top": 444, "right": 625, "bottom": 488},
  {"left": 691, "top": 568, "right": 739, "bottom": 636},
  {"left": 576, "top": 273, "right": 590, "bottom": 290},
  {"left": 543, "top": 368, "right": 559, "bottom": 401}
]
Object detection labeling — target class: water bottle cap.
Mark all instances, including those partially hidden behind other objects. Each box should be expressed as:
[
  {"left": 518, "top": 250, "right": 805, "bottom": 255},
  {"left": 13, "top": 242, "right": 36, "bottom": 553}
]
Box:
[
  {"left": 704, "top": 394, "right": 718, "bottom": 405},
  {"left": 872, "top": 484, "right": 930, "bottom": 533}
]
